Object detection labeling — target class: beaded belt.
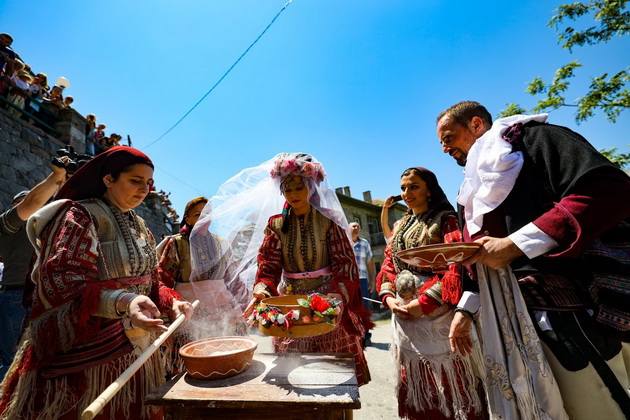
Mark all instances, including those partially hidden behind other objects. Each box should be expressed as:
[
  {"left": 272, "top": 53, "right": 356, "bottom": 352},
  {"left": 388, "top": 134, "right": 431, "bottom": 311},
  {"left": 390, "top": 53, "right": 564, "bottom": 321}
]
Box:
[
  {"left": 281, "top": 267, "right": 333, "bottom": 294},
  {"left": 282, "top": 266, "right": 332, "bottom": 279}
]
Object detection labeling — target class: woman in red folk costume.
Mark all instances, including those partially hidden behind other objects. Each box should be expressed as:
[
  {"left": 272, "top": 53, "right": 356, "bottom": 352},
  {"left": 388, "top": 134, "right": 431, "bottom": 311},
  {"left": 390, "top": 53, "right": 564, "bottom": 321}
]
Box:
[
  {"left": 242, "top": 153, "right": 373, "bottom": 385},
  {"left": 377, "top": 167, "right": 487, "bottom": 420},
  {"left": 0, "top": 147, "right": 193, "bottom": 420},
  {"left": 157, "top": 197, "right": 247, "bottom": 374}
]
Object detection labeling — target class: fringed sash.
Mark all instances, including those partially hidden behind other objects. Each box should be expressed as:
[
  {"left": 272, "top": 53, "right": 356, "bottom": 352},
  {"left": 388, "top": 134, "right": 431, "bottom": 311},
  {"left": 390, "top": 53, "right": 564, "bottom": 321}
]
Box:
[{"left": 392, "top": 308, "right": 485, "bottom": 419}]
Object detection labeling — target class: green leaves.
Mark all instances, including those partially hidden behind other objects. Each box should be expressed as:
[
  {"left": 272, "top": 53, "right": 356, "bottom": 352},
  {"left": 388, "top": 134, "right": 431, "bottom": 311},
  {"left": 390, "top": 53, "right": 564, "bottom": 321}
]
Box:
[
  {"left": 599, "top": 145, "right": 630, "bottom": 168},
  {"left": 496, "top": 103, "right": 528, "bottom": 119},
  {"left": 297, "top": 298, "right": 310, "bottom": 308},
  {"left": 512, "top": 1, "right": 628, "bottom": 124},
  {"left": 550, "top": 1, "right": 629, "bottom": 52},
  {"left": 576, "top": 68, "right": 630, "bottom": 122}
]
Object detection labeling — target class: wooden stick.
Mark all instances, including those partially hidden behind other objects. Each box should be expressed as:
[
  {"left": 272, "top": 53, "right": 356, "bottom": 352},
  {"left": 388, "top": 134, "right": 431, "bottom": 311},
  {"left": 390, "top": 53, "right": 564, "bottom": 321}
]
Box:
[
  {"left": 362, "top": 296, "right": 384, "bottom": 305},
  {"left": 81, "top": 300, "right": 200, "bottom": 420}
]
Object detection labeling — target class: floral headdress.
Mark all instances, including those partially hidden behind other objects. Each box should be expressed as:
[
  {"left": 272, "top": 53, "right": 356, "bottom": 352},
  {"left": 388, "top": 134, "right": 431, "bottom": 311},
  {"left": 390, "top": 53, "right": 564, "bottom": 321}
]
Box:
[{"left": 270, "top": 154, "right": 326, "bottom": 186}]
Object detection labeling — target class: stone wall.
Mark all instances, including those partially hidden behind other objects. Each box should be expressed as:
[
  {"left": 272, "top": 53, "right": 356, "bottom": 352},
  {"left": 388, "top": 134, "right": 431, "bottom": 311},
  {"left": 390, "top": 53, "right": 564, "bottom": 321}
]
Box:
[
  {"left": 0, "top": 107, "right": 66, "bottom": 206},
  {"left": 0, "top": 107, "right": 177, "bottom": 238}
]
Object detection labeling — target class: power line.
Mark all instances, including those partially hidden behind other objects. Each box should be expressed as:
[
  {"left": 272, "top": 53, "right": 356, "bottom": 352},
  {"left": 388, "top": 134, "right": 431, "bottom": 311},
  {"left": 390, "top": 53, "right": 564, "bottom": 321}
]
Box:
[
  {"left": 154, "top": 165, "right": 208, "bottom": 197},
  {"left": 142, "top": 0, "right": 295, "bottom": 150}
]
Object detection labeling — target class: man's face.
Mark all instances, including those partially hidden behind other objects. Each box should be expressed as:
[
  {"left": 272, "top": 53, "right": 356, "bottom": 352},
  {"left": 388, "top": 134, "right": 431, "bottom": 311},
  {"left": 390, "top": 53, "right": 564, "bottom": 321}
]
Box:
[
  {"left": 0, "top": 35, "right": 12, "bottom": 48},
  {"left": 349, "top": 223, "right": 361, "bottom": 237},
  {"left": 437, "top": 115, "right": 478, "bottom": 167}
]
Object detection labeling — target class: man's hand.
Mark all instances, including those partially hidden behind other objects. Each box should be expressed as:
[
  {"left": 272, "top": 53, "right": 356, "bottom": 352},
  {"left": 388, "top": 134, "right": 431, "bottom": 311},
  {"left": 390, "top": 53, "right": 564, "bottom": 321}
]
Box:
[
  {"left": 386, "top": 296, "right": 410, "bottom": 320},
  {"left": 15, "top": 156, "right": 72, "bottom": 220},
  {"left": 449, "top": 311, "right": 473, "bottom": 355},
  {"left": 50, "top": 156, "right": 71, "bottom": 181},
  {"left": 368, "top": 279, "right": 376, "bottom": 294},
  {"left": 462, "top": 236, "right": 524, "bottom": 270}
]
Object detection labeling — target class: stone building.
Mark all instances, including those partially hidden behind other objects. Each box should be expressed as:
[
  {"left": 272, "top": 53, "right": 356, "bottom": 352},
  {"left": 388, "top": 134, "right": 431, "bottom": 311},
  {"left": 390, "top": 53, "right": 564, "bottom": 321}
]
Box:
[
  {"left": 335, "top": 186, "right": 407, "bottom": 273},
  {"left": 0, "top": 106, "right": 178, "bottom": 238}
]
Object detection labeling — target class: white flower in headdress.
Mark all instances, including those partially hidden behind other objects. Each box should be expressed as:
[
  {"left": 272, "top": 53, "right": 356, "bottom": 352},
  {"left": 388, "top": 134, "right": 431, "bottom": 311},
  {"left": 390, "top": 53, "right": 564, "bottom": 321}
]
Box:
[{"left": 270, "top": 155, "right": 326, "bottom": 185}]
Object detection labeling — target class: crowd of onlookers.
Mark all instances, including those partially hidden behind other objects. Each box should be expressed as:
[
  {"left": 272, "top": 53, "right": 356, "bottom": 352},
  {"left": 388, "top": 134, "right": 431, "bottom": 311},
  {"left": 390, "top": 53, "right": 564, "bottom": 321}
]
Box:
[
  {"left": 84, "top": 116, "right": 124, "bottom": 155},
  {"left": 0, "top": 32, "right": 125, "bottom": 157}
]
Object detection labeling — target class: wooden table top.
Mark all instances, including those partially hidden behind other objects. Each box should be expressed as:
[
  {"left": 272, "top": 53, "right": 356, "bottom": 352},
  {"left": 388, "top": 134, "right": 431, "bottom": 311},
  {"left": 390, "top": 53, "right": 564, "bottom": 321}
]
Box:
[{"left": 145, "top": 353, "right": 361, "bottom": 410}]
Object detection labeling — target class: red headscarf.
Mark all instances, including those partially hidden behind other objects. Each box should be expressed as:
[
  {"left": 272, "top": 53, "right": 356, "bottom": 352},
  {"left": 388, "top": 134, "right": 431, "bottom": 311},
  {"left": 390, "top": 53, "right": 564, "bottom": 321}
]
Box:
[{"left": 57, "top": 146, "right": 153, "bottom": 201}]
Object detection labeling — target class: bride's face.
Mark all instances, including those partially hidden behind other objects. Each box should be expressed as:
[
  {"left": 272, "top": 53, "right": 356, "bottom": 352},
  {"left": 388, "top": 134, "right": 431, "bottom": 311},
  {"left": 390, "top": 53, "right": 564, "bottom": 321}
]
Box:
[{"left": 282, "top": 176, "right": 310, "bottom": 213}]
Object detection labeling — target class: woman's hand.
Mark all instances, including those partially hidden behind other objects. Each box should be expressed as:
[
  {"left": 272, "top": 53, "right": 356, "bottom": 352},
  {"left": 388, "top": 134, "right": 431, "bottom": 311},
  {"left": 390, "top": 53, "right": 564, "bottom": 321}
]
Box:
[
  {"left": 242, "top": 293, "right": 265, "bottom": 318},
  {"left": 171, "top": 300, "right": 194, "bottom": 320},
  {"left": 401, "top": 299, "right": 424, "bottom": 318},
  {"left": 327, "top": 293, "right": 344, "bottom": 318},
  {"left": 128, "top": 296, "right": 167, "bottom": 333},
  {"left": 383, "top": 196, "right": 397, "bottom": 209},
  {"left": 386, "top": 296, "right": 410, "bottom": 320}
]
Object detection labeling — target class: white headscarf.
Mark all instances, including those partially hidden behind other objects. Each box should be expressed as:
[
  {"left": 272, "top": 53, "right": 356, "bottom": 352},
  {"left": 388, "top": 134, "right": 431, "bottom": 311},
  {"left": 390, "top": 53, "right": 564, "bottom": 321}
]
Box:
[{"left": 457, "top": 114, "right": 548, "bottom": 236}]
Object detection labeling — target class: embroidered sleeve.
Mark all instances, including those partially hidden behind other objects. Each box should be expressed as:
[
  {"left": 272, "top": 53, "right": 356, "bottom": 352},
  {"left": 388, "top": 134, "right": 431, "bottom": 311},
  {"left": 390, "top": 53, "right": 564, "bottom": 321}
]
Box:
[
  {"left": 29, "top": 203, "right": 121, "bottom": 361},
  {"left": 327, "top": 222, "right": 363, "bottom": 306},
  {"left": 377, "top": 245, "right": 397, "bottom": 304},
  {"left": 523, "top": 125, "right": 630, "bottom": 258},
  {"left": 32, "top": 203, "right": 105, "bottom": 321},
  {"left": 418, "top": 214, "right": 463, "bottom": 309},
  {"left": 156, "top": 237, "right": 179, "bottom": 289},
  {"left": 152, "top": 275, "right": 183, "bottom": 311},
  {"left": 533, "top": 170, "right": 630, "bottom": 258},
  {"left": 254, "top": 218, "right": 283, "bottom": 297}
]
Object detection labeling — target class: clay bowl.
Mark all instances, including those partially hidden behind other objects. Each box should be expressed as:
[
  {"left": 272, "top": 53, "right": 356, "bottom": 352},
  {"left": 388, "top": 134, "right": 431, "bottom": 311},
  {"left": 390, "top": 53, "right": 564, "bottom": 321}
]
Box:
[
  {"left": 396, "top": 242, "right": 481, "bottom": 271},
  {"left": 258, "top": 295, "right": 337, "bottom": 338},
  {"left": 179, "top": 336, "right": 258, "bottom": 380}
]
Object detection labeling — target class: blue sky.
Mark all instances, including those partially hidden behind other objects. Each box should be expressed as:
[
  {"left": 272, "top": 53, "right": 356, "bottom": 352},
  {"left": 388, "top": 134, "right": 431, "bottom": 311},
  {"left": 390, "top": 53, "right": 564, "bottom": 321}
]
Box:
[{"left": 2, "top": 0, "right": 628, "bottom": 218}]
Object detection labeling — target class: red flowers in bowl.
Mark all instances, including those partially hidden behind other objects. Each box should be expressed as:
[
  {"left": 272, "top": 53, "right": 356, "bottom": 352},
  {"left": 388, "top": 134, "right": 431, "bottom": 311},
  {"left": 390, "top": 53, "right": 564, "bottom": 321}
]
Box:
[{"left": 298, "top": 294, "right": 341, "bottom": 326}]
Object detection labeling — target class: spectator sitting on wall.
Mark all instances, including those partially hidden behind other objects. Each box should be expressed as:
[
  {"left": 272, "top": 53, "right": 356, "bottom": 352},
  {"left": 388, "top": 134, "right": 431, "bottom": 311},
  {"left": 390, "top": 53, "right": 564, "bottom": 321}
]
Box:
[
  {"left": 2, "top": 58, "right": 22, "bottom": 100},
  {"left": 0, "top": 33, "right": 16, "bottom": 96},
  {"left": 85, "top": 114, "right": 97, "bottom": 155},
  {"left": 42, "top": 85, "right": 63, "bottom": 111},
  {"left": 93, "top": 123, "right": 106, "bottom": 154},
  {"left": 105, "top": 133, "right": 121, "bottom": 149},
  {"left": 63, "top": 95, "right": 73, "bottom": 109},
  {"left": 34, "top": 85, "right": 64, "bottom": 128},
  {"left": 27, "top": 73, "right": 46, "bottom": 98},
  {"left": 0, "top": 33, "right": 16, "bottom": 74},
  {"left": 7, "top": 70, "right": 32, "bottom": 116},
  {"left": 8, "top": 59, "right": 24, "bottom": 79},
  {"left": 25, "top": 73, "right": 47, "bottom": 117}
]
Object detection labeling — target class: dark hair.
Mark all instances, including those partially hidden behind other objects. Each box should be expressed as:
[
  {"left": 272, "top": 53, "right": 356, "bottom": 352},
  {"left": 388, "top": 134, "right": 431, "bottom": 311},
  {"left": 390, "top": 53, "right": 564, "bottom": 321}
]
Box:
[
  {"left": 436, "top": 101, "right": 492, "bottom": 129},
  {"left": 401, "top": 167, "right": 454, "bottom": 212},
  {"left": 0, "top": 33, "right": 13, "bottom": 42}
]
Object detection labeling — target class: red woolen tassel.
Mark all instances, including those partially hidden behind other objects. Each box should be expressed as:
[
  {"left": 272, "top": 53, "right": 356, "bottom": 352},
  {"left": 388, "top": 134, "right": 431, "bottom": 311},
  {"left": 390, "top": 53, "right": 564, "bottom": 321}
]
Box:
[{"left": 158, "top": 287, "right": 182, "bottom": 311}]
